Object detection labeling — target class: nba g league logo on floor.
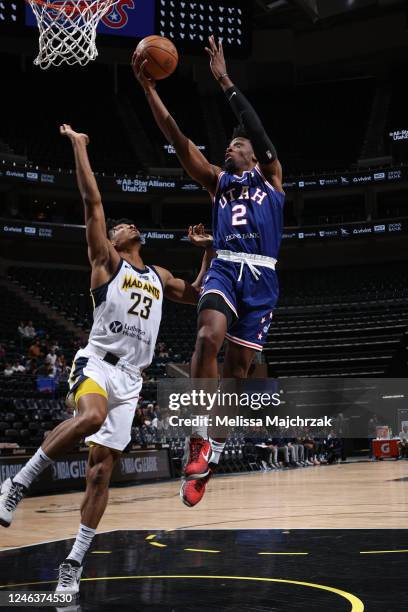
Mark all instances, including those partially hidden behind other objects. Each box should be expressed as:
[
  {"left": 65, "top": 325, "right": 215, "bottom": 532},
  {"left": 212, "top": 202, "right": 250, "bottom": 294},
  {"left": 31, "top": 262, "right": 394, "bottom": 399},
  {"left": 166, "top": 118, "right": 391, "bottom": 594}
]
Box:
[{"left": 109, "top": 321, "right": 123, "bottom": 334}]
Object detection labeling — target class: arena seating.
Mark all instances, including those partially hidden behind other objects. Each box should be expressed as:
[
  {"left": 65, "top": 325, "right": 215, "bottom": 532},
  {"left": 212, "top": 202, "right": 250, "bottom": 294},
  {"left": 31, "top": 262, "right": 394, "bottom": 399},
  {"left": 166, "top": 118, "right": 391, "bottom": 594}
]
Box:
[
  {"left": 2, "top": 259, "right": 407, "bottom": 448},
  {"left": 0, "top": 281, "right": 81, "bottom": 444},
  {"left": 0, "top": 63, "right": 139, "bottom": 173},
  {"left": 118, "top": 66, "right": 211, "bottom": 168},
  {"left": 0, "top": 397, "right": 70, "bottom": 446},
  {"left": 301, "top": 194, "right": 366, "bottom": 226},
  {"left": 0, "top": 60, "right": 377, "bottom": 175},
  {"left": 0, "top": 283, "right": 75, "bottom": 363},
  {"left": 388, "top": 78, "right": 406, "bottom": 140},
  {"left": 6, "top": 261, "right": 408, "bottom": 381},
  {"left": 267, "top": 262, "right": 408, "bottom": 377},
  {"left": 216, "top": 78, "right": 376, "bottom": 174}
]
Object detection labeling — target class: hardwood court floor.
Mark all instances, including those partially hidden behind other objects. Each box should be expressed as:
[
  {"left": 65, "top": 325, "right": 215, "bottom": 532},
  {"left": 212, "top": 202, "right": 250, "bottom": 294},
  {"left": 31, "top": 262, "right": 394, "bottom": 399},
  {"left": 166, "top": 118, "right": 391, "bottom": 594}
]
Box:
[{"left": 1, "top": 460, "right": 407, "bottom": 550}]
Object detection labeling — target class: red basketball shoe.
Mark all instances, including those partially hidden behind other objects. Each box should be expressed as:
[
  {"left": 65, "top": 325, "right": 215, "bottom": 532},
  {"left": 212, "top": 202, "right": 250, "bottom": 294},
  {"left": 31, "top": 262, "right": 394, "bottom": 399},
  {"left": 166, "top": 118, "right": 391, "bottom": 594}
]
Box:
[
  {"left": 180, "top": 469, "right": 213, "bottom": 507},
  {"left": 183, "top": 437, "right": 212, "bottom": 480}
]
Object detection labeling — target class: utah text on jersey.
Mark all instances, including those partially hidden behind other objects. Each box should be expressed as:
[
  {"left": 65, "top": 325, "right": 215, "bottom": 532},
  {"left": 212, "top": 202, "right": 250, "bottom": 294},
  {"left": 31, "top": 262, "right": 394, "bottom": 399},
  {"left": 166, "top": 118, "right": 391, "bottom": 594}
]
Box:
[
  {"left": 219, "top": 184, "right": 268, "bottom": 208},
  {"left": 213, "top": 165, "right": 285, "bottom": 259}
]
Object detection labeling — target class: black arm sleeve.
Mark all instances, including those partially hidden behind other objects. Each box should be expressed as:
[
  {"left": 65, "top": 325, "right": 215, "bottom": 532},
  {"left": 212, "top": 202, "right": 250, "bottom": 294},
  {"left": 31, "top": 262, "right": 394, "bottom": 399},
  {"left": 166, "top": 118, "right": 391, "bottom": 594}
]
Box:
[{"left": 225, "top": 86, "right": 277, "bottom": 163}]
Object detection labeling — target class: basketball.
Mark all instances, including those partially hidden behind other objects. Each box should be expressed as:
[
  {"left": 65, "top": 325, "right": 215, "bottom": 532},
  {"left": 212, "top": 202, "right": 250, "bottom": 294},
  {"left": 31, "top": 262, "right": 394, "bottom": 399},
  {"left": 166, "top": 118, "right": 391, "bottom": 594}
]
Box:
[{"left": 134, "top": 35, "right": 178, "bottom": 80}]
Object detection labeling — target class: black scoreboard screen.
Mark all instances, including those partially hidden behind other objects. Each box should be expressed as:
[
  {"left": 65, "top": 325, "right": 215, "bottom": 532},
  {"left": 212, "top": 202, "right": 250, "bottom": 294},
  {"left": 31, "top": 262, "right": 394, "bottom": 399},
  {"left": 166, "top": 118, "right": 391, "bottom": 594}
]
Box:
[
  {"left": 0, "top": 1, "right": 22, "bottom": 26},
  {"left": 157, "top": 0, "right": 251, "bottom": 57}
]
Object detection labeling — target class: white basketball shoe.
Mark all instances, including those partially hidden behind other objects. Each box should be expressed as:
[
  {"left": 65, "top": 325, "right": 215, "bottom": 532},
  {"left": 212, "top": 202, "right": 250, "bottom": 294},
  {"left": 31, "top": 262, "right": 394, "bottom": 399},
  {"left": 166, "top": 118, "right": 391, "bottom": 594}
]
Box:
[
  {"left": 0, "top": 478, "right": 26, "bottom": 527},
  {"left": 56, "top": 562, "right": 83, "bottom": 595}
]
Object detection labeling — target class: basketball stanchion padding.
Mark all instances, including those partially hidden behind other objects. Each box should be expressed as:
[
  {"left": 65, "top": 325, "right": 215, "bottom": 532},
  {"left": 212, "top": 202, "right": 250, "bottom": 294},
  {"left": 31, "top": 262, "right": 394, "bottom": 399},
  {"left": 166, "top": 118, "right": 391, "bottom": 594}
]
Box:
[{"left": 26, "top": 0, "right": 120, "bottom": 69}]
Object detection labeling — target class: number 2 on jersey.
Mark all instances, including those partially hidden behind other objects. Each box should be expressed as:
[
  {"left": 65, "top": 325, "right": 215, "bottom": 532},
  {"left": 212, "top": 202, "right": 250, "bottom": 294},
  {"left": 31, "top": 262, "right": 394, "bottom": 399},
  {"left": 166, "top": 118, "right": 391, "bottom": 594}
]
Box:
[
  {"left": 232, "top": 204, "right": 247, "bottom": 226},
  {"left": 128, "top": 292, "right": 152, "bottom": 319}
]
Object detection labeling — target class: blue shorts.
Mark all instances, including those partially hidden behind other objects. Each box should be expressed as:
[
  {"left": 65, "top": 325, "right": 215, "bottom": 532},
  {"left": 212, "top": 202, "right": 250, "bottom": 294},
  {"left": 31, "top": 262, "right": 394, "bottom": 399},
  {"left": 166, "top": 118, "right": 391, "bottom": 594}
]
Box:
[{"left": 199, "top": 258, "right": 279, "bottom": 351}]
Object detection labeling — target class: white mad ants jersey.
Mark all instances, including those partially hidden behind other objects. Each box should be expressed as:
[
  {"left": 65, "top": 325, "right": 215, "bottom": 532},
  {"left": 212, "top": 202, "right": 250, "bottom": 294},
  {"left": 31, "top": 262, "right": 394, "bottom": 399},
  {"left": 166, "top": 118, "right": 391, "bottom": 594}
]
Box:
[{"left": 88, "top": 259, "right": 163, "bottom": 370}]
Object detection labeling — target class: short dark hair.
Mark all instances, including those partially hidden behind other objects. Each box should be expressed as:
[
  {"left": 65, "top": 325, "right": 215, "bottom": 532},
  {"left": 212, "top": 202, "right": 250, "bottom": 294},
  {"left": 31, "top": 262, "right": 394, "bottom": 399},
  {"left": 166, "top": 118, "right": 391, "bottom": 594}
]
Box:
[
  {"left": 106, "top": 218, "right": 135, "bottom": 239},
  {"left": 231, "top": 124, "right": 249, "bottom": 141}
]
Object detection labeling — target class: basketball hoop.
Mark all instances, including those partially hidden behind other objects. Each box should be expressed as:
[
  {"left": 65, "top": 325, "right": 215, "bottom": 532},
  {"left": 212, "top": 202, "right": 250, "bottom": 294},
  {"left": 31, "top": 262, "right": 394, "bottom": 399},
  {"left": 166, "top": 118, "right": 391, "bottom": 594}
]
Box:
[{"left": 26, "top": 0, "right": 120, "bottom": 69}]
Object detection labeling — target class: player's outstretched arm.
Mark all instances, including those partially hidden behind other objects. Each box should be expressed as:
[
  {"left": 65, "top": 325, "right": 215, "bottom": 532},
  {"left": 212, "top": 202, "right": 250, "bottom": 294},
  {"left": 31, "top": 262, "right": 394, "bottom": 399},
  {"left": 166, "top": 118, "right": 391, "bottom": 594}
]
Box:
[
  {"left": 132, "top": 55, "right": 221, "bottom": 196},
  {"left": 205, "top": 36, "right": 283, "bottom": 192},
  {"left": 60, "top": 124, "right": 119, "bottom": 283},
  {"left": 187, "top": 223, "right": 214, "bottom": 250}
]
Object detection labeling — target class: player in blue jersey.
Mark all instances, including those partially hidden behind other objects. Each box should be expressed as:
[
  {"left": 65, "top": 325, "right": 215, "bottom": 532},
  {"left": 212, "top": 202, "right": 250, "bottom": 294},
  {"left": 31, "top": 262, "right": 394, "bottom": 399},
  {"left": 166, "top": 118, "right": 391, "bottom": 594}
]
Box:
[{"left": 134, "top": 36, "right": 284, "bottom": 506}]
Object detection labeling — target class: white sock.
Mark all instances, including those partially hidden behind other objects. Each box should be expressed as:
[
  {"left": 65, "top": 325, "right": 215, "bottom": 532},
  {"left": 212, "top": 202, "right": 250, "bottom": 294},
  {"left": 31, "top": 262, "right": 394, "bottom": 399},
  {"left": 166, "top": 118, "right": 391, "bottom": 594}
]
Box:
[
  {"left": 192, "top": 416, "right": 208, "bottom": 440},
  {"left": 13, "top": 448, "right": 53, "bottom": 489},
  {"left": 67, "top": 523, "right": 96, "bottom": 565},
  {"left": 209, "top": 438, "right": 226, "bottom": 465}
]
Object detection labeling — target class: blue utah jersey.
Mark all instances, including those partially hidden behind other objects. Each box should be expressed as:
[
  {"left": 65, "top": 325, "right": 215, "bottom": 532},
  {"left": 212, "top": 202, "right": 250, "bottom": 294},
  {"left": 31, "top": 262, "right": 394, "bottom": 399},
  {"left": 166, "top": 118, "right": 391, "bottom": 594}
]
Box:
[{"left": 212, "top": 165, "right": 285, "bottom": 259}]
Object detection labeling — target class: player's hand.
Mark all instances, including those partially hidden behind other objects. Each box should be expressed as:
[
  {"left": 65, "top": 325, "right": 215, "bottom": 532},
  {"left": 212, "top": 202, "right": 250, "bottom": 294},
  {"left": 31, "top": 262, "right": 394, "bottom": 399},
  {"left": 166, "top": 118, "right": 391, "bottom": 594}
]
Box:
[
  {"left": 205, "top": 35, "right": 227, "bottom": 81},
  {"left": 60, "top": 124, "right": 89, "bottom": 145},
  {"left": 188, "top": 223, "right": 214, "bottom": 248},
  {"left": 132, "top": 53, "right": 156, "bottom": 92}
]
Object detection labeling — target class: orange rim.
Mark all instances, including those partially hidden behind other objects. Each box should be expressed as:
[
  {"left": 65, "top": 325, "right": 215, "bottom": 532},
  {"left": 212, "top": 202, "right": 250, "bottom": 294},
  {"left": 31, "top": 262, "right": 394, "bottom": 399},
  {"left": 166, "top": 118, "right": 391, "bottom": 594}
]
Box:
[{"left": 26, "top": 0, "right": 114, "bottom": 15}]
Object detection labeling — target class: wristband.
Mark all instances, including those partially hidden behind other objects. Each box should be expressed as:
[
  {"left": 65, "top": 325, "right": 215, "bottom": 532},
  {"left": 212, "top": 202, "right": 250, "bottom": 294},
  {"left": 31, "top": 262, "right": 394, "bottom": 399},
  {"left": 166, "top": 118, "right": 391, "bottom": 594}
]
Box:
[{"left": 218, "top": 73, "right": 228, "bottom": 82}]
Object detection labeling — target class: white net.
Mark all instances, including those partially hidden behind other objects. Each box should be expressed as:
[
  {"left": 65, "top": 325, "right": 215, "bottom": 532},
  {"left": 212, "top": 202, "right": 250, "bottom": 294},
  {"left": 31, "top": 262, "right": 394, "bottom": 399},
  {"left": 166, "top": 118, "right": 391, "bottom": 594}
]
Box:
[{"left": 27, "top": 0, "right": 119, "bottom": 69}]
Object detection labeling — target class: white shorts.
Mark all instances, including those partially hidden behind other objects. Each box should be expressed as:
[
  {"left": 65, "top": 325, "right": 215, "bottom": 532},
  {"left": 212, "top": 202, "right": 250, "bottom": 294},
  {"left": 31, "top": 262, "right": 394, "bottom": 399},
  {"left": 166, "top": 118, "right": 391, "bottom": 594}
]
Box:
[{"left": 69, "top": 346, "right": 143, "bottom": 452}]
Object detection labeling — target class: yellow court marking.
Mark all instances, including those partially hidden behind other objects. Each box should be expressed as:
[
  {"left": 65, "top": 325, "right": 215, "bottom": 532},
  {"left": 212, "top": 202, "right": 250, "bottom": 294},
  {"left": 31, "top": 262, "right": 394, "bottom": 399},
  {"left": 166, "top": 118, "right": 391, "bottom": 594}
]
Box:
[
  {"left": 145, "top": 535, "right": 157, "bottom": 541},
  {"left": 258, "top": 552, "right": 309, "bottom": 556},
  {"left": 184, "top": 548, "right": 220, "bottom": 554},
  {"left": 91, "top": 551, "right": 112, "bottom": 554},
  {"left": 149, "top": 542, "right": 167, "bottom": 548},
  {"left": 360, "top": 549, "right": 408, "bottom": 555},
  {"left": 0, "top": 575, "right": 364, "bottom": 611}
]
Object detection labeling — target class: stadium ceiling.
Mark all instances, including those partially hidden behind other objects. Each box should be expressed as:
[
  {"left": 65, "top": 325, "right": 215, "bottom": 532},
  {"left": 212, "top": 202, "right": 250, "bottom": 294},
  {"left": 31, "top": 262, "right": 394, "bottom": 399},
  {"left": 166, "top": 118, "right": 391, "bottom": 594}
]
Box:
[{"left": 252, "top": 0, "right": 406, "bottom": 31}]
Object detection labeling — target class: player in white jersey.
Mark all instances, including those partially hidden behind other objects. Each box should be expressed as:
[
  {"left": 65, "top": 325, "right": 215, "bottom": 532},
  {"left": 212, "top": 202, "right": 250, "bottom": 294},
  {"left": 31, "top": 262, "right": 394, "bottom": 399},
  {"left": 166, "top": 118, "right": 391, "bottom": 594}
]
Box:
[{"left": 0, "top": 124, "right": 213, "bottom": 594}]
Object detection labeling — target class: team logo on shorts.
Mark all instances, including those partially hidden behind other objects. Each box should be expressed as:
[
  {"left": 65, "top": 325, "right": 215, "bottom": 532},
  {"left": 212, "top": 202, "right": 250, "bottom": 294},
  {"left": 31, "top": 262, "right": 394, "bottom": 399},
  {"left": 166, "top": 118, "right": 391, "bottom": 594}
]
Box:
[{"left": 109, "top": 321, "right": 123, "bottom": 334}]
